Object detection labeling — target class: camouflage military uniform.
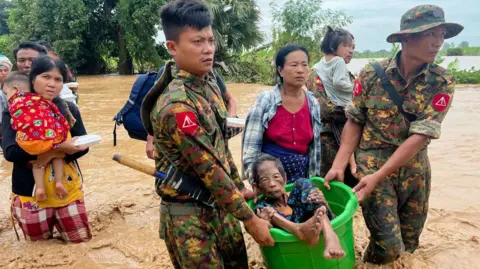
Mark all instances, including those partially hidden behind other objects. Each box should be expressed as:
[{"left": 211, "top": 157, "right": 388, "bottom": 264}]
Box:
[
  {"left": 347, "top": 53, "right": 455, "bottom": 263},
  {"left": 145, "top": 63, "right": 253, "bottom": 269},
  {"left": 306, "top": 71, "right": 357, "bottom": 187}
]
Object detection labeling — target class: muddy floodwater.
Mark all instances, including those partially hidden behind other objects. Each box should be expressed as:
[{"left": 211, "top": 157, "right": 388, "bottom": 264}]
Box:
[{"left": 0, "top": 75, "right": 479, "bottom": 269}]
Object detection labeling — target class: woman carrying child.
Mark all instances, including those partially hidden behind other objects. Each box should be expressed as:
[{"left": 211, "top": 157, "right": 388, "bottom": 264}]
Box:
[
  {"left": 2, "top": 55, "right": 91, "bottom": 243},
  {"left": 4, "top": 71, "right": 71, "bottom": 201}
]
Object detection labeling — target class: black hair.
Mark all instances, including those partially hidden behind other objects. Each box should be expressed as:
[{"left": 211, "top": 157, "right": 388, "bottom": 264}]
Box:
[
  {"left": 36, "top": 40, "right": 53, "bottom": 52},
  {"left": 29, "top": 55, "right": 73, "bottom": 124},
  {"left": 29, "top": 55, "right": 68, "bottom": 91},
  {"left": 160, "top": 0, "right": 213, "bottom": 42},
  {"left": 274, "top": 44, "right": 310, "bottom": 84},
  {"left": 2, "top": 71, "right": 30, "bottom": 89},
  {"left": 320, "top": 26, "right": 354, "bottom": 55},
  {"left": 13, "top": 42, "right": 48, "bottom": 61},
  {"left": 251, "top": 154, "right": 287, "bottom": 185}
]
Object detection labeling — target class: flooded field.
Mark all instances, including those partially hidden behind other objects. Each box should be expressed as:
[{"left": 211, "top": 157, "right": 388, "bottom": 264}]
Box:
[{"left": 0, "top": 75, "right": 479, "bottom": 268}]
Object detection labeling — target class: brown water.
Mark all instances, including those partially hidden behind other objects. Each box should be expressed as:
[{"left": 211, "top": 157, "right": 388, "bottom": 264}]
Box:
[{"left": 0, "top": 76, "right": 479, "bottom": 269}]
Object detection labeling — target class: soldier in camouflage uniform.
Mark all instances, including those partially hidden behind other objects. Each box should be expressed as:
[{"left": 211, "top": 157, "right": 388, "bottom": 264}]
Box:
[
  {"left": 140, "top": 1, "right": 274, "bottom": 268},
  {"left": 323, "top": 5, "right": 463, "bottom": 264}
]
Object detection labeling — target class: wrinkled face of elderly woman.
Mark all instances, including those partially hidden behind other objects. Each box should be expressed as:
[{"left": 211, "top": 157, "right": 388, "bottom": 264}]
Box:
[
  {"left": 278, "top": 50, "right": 309, "bottom": 89},
  {"left": 0, "top": 65, "right": 10, "bottom": 83},
  {"left": 255, "top": 160, "right": 287, "bottom": 200}
]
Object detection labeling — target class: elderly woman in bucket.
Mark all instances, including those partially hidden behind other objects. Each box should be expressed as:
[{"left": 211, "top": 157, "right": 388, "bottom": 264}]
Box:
[
  {"left": 252, "top": 154, "right": 345, "bottom": 259},
  {"left": 242, "top": 44, "right": 322, "bottom": 185}
]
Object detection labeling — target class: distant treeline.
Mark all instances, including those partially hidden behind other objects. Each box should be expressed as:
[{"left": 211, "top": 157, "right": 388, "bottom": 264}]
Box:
[
  {"left": 355, "top": 42, "right": 480, "bottom": 59},
  {"left": 0, "top": 0, "right": 264, "bottom": 75}
]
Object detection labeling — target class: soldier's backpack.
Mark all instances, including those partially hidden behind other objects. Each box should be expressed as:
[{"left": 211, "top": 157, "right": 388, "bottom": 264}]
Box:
[
  {"left": 113, "top": 64, "right": 228, "bottom": 146},
  {"left": 113, "top": 72, "right": 158, "bottom": 146}
]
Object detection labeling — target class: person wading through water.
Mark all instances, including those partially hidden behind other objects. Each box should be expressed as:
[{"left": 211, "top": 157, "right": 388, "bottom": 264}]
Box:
[
  {"left": 140, "top": 1, "right": 274, "bottom": 268},
  {"left": 324, "top": 5, "right": 463, "bottom": 264}
]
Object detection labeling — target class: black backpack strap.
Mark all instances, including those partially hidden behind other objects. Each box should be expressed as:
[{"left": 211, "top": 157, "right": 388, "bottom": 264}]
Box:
[
  {"left": 155, "top": 65, "right": 165, "bottom": 81},
  {"left": 214, "top": 71, "right": 227, "bottom": 94},
  {"left": 371, "top": 62, "right": 417, "bottom": 122}
]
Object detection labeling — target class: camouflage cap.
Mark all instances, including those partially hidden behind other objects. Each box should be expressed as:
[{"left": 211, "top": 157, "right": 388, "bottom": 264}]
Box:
[{"left": 387, "top": 5, "right": 464, "bottom": 43}]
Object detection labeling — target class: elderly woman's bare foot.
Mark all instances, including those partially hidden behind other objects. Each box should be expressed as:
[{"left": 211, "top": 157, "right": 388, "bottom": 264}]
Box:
[{"left": 295, "top": 206, "right": 326, "bottom": 246}]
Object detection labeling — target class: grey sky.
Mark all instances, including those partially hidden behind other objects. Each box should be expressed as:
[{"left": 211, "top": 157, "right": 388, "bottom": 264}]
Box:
[{"left": 256, "top": 0, "right": 479, "bottom": 52}]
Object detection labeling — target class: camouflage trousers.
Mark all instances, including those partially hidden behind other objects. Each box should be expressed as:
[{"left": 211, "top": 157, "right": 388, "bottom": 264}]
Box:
[
  {"left": 320, "top": 132, "right": 358, "bottom": 188},
  {"left": 355, "top": 148, "right": 431, "bottom": 264},
  {"left": 159, "top": 201, "right": 248, "bottom": 269}
]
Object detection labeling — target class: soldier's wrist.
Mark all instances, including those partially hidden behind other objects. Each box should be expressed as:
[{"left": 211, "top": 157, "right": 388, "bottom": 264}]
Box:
[
  {"left": 331, "top": 157, "right": 349, "bottom": 171},
  {"left": 371, "top": 171, "right": 386, "bottom": 183},
  {"left": 234, "top": 204, "right": 254, "bottom": 222},
  {"left": 243, "top": 213, "right": 257, "bottom": 227}
]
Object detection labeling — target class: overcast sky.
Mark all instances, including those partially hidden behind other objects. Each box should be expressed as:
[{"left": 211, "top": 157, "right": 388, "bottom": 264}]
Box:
[{"left": 256, "top": 0, "right": 480, "bottom": 52}]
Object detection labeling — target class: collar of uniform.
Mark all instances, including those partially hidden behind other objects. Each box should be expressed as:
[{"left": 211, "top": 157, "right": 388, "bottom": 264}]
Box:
[
  {"left": 172, "top": 65, "right": 215, "bottom": 88},
  {"left": 386, "top": 50, "right": 430, "bottom": 82}
]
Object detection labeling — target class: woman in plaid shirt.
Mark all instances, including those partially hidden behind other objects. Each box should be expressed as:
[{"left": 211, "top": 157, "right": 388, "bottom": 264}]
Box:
[{"left": 242, "top": 44, "right": 322, "bottom": 184}]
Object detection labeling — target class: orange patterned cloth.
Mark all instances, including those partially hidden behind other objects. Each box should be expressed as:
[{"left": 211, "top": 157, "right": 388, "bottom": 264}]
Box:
[{"left": 8, "top": 92, "right": 70, "bottom": 155}]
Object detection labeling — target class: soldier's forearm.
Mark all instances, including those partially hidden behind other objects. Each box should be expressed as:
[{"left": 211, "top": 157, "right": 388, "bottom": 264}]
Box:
[
  {"left": 225, "top": 149, "right": 245, "bottom": 190},
  {"left": 375, "top": 134, "right": 429, "bottom": 180},
  {"left": 183, "top": 148, "right": 254, "bottom": 220},
  {"left": 332, "top": 119, "right": 362, "bottom": 170}
]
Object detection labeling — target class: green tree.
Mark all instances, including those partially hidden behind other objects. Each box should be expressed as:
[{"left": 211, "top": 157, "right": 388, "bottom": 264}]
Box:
[
  {"left": 353, "top": 43, "right": 399, "bottom": 59},
  {"left": 8, "top": 0, "right": 165, "bottom": 74},
  {"left": 117, "top": 0, "right": 165, "bottom": 73},
  {"left": 77, "top": 0, "right": 116, "bottom": 74},
  {"left": 462, "top": 47, "right": 480, "bottom": 56},
  {"left": 442, "top": 42, "right": 455, "bottom": 50},
  {"left": 5, "top": 0, "right": 263, "bottom": 75},
  {"left": 0, "top": 34, "right": 15, "bottom": 58},
  {"left": 458, "top": 41, "right": 469, "bottom": 49},
  {"left": 205, "top": 0, "right": 264, "bottom": 62},
  {"left": 9, "top": 0, "right": 88, "bottom": 70},
  {"left": 447, "top": 47, "right": 463, "bottom": 56},
  {"left": 0, "top": 0, "right": 11, "bottom": 35},
  {"left": 270, "top": 0, "right": 352, "bottom": 63}
]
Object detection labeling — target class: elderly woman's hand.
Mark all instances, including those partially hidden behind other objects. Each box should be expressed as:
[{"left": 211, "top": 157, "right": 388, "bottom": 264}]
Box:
[
  {"left": 256, "top": 207, "right": 276, "bottom": 222},
  {"left": 308, "top": 187, "right": 327, "bottom": 204}
]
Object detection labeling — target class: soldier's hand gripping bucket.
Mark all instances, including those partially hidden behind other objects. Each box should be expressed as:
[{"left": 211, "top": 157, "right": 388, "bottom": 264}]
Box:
[{"left": 248, "top": 177, "right": 358, "bottom": 269}]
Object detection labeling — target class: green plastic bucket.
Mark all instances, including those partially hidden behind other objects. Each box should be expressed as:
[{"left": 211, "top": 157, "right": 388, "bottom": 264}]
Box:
[{"left": 248, "top": 177, "right": 358, "bottom": 269}]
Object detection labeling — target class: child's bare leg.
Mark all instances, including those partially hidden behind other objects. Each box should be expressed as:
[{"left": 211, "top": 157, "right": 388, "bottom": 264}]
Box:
[
  {"left": 322, "top": 214, "right": 345, "bottom": 259},
  {"left": 270, "top": 207, "right": 324, "bottom": 246},
  {"left": 32, "top": 168, "right": 47, "bottom": 202},
  {"left": 52, "top": 158, "right": 68, "bottom": 199}
]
